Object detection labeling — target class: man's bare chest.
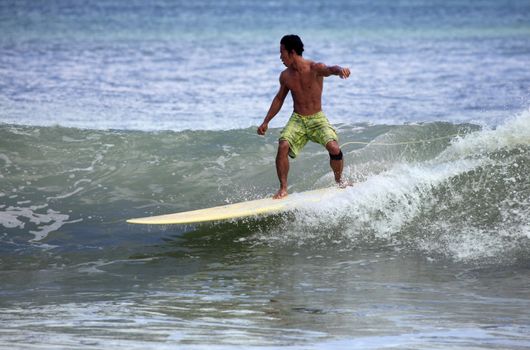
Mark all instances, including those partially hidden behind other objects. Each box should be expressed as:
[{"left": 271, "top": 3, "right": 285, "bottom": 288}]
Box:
[{"left": 285, "top": 74, "right": 322, "bottom": 93}]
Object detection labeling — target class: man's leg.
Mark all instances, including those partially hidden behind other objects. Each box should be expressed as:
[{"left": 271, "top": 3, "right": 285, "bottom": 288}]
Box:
[
  {"left": 325, "top": 140, "right": 343, "bottom": 185},
  {"left": 274, "top": 140, "right": 290, "bottom": 199}
]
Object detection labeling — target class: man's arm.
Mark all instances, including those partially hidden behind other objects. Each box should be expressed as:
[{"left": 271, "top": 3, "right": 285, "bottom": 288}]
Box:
[
  {"left": 257, "top": 75, "right": 290, "bottom": 135},
  {"left": 313, "top": 62, "right": 351, "bottom": 79}
]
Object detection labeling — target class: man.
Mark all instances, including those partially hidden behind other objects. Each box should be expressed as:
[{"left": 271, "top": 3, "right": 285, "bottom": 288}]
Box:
[{"left": 257, "top": 35, "right": 351, "bottom": 199}]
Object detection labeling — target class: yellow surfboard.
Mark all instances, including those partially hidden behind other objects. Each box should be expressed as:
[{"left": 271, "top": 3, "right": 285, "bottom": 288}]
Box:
[{"left": 127, "top": 186, "right": 345, "bottom": 225}]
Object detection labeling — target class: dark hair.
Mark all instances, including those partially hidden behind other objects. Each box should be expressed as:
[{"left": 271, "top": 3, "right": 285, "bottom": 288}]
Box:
[{"left": 280, "top": 35, "right": 304, "bottom": 56}]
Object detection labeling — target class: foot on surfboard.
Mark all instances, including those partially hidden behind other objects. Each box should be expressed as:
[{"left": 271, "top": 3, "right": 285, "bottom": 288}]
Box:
[
  {"left": 337, "top": 180, "right": 354, "bottom": 189},
  {"left": 273, "top": 188, "right": 288, "bottom": 199}
]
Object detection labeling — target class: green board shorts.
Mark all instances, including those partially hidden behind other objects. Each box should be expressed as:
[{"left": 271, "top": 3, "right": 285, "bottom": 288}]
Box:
[{"left": 279, "top": 111, "right": 338, "bottom": 158}]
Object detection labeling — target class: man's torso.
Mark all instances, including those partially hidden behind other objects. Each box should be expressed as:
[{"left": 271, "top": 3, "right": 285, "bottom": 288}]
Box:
[{"left": 281, "top": 60, "right": 323, "bottom": 116}]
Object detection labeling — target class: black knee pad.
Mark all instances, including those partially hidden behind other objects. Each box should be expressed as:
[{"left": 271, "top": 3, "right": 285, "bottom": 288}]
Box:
[{"left": 329, "top": 150, "right": 343, "bottom": 161}]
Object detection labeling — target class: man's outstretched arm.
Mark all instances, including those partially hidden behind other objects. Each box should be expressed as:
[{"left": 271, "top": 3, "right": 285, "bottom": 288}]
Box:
[
  {"left": 257, "top": 77, "right": 290, "bottom": 135},
  {"left": 313, "top": 62, "right": 351, "bottom": 79}
]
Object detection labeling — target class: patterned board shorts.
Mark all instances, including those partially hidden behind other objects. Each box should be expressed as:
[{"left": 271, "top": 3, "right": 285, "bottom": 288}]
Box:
[{"left": 279, "top": 111, "right": 338, "bottom": 158}]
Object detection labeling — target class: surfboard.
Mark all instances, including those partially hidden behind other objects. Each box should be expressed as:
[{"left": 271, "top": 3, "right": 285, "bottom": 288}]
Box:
[{"left": 127, "top": 186, "right": 346, "bottom": 225}]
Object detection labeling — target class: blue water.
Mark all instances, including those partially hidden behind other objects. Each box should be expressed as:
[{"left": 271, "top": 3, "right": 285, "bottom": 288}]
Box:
[
  {"left": 2, "top": 0, "right": 530, "bottom": 130},
  {"left": 1, "top": 1, "right": 530, "bottom": 349}
]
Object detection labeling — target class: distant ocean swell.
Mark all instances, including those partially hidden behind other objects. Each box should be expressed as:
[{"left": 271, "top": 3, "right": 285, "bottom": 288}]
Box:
[{"left": 0, "top": 109, "right": 529, "bottom": 263}]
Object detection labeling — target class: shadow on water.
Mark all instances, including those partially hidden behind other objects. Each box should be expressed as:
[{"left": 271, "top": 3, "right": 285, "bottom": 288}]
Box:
[{"left": 127, "top": 214, "right": 288, "bottom": 262}]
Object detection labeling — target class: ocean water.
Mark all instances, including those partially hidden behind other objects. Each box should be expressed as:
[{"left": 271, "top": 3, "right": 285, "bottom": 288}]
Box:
[{"left": 1, "top": 0, "right": 530, "bottom": 349}]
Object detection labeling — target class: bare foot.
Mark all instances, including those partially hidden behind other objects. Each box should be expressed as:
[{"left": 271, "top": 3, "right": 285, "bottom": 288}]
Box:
[
  {"left": 337, "top": 180, "right": 354, "bottom": 188},
  {"left": 273, "top": 188, "right": 288, "bottom": 199}
]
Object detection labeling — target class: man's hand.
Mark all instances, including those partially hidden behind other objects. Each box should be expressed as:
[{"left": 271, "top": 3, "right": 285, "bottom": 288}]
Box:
[
  {"left": 338, "top": 67, "right": 350, "bottom": 79},
  {"left": 257, "top": 122, "right": 268, "bottom": 135}
]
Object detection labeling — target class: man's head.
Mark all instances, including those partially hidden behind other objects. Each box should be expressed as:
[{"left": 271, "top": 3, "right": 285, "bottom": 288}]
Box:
[
  {"left": 280, "top": 35, "right": 303, "bottom": 67},
  {"left": 280, "top": 35, "right": 304, "bottom": 56}
]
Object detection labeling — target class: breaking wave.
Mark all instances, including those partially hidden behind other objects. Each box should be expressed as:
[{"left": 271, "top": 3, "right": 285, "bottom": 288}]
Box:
[{"left": 1, "top": 109, "right": 529, "bottom": 263}]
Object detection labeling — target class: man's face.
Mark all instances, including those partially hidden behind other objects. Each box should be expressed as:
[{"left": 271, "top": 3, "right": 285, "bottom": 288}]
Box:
[{"left": 280, "top": 44, "right": 293, "bottom": 67}]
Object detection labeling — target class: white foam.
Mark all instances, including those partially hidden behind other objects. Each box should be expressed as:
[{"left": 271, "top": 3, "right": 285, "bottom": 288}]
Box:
[
  {"left": 0, "top": 204, "right": 81, "bottom": 242},
  {"left": 268, "top": 111, "right": 529, "bottom": 261},
  {"left": 46, "top": 187, "right": 84, "bottom": 201},
  {"left": 73, "top": 178, "right": 92, "bottom": 187},
  {"left": 288, "top": 157, "right": 483, "bottom": 241},
  {"left": 440, "top": 108, "right": 530, "bottom": 160}
]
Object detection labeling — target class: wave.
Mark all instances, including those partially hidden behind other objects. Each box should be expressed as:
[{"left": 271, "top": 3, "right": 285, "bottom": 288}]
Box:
[
  {"left": 0, "top": 109, "right": 529, "bottom": 263},
  {"left": 261, "top": 110, "right": 530, "bottom": 264}
]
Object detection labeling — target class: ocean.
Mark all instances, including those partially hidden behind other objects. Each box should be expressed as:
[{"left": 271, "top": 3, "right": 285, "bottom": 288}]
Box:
[{"left": 1, "top": 0, "right": 530, "bottom": 349}]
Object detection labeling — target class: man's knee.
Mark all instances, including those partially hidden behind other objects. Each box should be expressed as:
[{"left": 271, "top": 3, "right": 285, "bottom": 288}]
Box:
[
  {"left": 326, "top": 140, "right": 340, "bottom": 152},
  {"left": 278, "top": 140, "right": 290, "bottom": 156},
  {"left": 326, "top": 141, "right": 342, "bottom": 160}
]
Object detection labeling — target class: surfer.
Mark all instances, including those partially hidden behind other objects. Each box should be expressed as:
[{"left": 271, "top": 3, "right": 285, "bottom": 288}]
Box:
[{"left": 257, "top": 34, "right": 351, "bottom": 199}]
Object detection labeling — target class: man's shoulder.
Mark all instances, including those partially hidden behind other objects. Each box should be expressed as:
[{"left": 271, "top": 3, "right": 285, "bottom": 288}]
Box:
[
  {"left": 310, "top": 61, "right": 326, "bottom": 70},
  {"left": 310, "top": 61, "right": 332, "bottom": 77},
  {"left": 279, "top": 68, "right": 291, "bottom": 82}
]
